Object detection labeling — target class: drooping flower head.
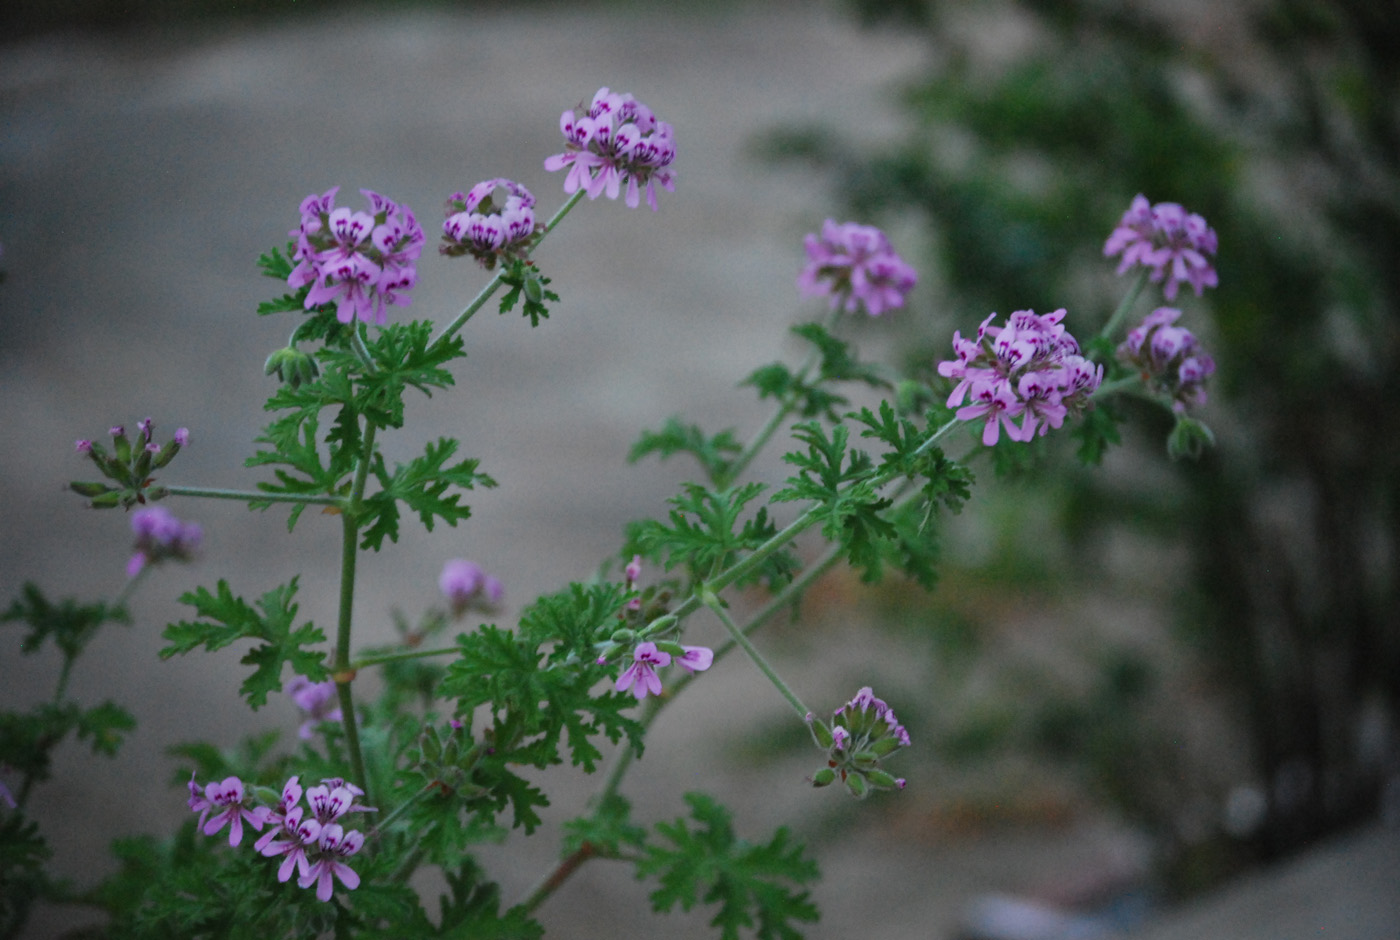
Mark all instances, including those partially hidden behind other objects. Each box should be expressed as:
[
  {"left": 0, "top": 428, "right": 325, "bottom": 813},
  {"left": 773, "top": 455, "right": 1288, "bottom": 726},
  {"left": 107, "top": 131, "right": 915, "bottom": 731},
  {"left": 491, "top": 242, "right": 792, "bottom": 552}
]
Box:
[
  {"left": 287, "top": 187, "right": 426, "bottom": 326},
  {"left": 1118, "top": 306, "right": 1216, "bottom": 413},
  {"left": 439, "top": 558, "right": 504, "bottom": 617},
  {"left": 544, "top": 87, "right": 676, "bottom": 210},
  {"left": 1104, "top": 194, "right": 1218, "bottom": 301},
  {"left": 936, "top": 309, "right": 1102, "bottom": 446},
  {"left": 441, "top": 178, "right": 540, "bottom": 269},
  {"left": 797, "top": 219, "right": 918, "bottom": 317},
  {"left": 808, "top": 686, "right": 910, "bottom": 798},
  {"left": 128, "top": 505, "right": 202, "bottom": 577}
]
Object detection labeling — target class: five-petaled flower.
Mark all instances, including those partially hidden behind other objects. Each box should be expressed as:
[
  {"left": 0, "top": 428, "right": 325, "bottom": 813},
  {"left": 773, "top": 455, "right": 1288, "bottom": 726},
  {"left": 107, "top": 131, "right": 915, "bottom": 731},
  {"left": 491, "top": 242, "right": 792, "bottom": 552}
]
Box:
[
  {"left": 439, "top": 559, "right": 504, "bottom": 617},
  {"left": 616, "top": 641, "right": 671, "bottom": 699}
]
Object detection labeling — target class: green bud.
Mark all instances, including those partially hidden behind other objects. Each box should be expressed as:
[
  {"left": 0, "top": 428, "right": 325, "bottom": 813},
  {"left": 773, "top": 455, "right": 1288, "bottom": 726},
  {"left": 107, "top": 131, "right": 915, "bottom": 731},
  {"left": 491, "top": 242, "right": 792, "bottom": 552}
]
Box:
[
  {"left": 1167, "top": 415, "right": 1215, "bottom": 461},
  {"left": 811, "top": 767, "right": 837, "bottom": 788},
  {"left": 112, "top": 431, "right": 131, "bottom": 464},
  {"left": 865, "top": 769, "right": 901, "bottom": 790},
  {"left": 852, "top": 750, "right": 880, "bottom": 769},
  {"left": 609, "top": 629, "right": 636, "bottom": 644},
  {"left": 132, "top": 445, "right": 154, "bottom": 482},
  {"left": 264, "top": 347, "right": 320, "bottom": 389},
  {"left": 523, "top": 274, "right": 544, "bottom": 305},
  {"left": 68, "top": 481, "right": 112, "bottom": 498},
  {"left": 869, "top": 736, "right": 902, "bottom": 757},
  {"left": 152, "top": 439, "right": 181, "bottom": 469},
  {"left": 88, "top": 492, "right": 122, "bottom": 509},
  {"left": 844, "top": 773, "right": 869, "bottom": 799},
  {"left": 808, "top": 719, "right": 834, "bottom": 750}
]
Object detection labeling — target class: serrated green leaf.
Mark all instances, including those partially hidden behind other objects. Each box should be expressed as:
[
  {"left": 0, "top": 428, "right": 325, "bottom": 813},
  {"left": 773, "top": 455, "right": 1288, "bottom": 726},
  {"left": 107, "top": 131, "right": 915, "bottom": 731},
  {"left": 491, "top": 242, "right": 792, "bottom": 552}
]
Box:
[{"left": 161, "top": 578, "right": 328, "bottom": 709}]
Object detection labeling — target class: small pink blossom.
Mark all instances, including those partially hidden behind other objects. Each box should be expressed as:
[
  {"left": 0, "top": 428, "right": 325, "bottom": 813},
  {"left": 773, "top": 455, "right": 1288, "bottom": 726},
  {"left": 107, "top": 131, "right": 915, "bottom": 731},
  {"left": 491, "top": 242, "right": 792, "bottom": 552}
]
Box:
[
  {"left": 197, "top": 776, "right": 267, "bottom": 847},
  {"left": 440, "top": 559, "right": 503, "bottom": 616},
  {"left": 616, "top": 641, "right": 672, "bottom": 700},
  {"left": 128, "top": 505, "right": 202, "bottom": 577},
  {"left": 286, "top": 677, "right": 342, "bottom": 740}
]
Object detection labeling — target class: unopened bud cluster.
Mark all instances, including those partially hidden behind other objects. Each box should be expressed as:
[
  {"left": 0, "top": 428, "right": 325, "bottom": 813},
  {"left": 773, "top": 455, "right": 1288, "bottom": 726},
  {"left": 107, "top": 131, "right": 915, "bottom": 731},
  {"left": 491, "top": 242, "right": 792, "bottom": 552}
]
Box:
[
  {"left": 808, "top": 687, "right": 910, "bottom": 798},
  {"left": 70, "top": 419, "right": 189, "bottom": 508}
]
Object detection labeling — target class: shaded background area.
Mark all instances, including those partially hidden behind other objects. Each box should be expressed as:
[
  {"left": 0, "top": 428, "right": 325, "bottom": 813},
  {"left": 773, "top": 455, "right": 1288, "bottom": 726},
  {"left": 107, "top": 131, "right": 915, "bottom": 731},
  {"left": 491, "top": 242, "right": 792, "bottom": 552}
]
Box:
[{"left": 2, "top": 0, "right": 1397, "bottom": 938}]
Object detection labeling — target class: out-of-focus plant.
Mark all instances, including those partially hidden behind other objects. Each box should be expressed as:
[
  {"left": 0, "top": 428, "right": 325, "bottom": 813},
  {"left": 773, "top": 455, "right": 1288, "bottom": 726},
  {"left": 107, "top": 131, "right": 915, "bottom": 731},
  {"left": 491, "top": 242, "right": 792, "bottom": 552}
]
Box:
[{"left": 763, "top": 0, "right": 1398, "bottom": 888}]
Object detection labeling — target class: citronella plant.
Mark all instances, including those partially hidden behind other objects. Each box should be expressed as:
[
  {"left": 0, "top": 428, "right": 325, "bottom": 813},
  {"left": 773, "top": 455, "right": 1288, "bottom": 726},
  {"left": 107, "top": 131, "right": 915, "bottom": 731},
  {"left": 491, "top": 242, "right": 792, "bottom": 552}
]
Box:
[{"left": 0, "top": 85, "right": 1218, "bottom": 939}]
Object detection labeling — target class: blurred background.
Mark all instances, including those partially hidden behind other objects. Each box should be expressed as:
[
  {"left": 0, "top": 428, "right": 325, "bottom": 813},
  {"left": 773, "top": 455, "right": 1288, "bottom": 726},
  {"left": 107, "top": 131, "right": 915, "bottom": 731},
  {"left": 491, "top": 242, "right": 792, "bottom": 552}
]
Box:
[{"left": 2, "top": 0, "right": 1397, "bottom": 938}]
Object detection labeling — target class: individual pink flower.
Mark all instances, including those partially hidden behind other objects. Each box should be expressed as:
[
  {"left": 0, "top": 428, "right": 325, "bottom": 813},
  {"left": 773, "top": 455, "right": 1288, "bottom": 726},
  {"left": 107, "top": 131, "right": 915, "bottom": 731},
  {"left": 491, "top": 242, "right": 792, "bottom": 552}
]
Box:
[
  {"left": 1104, "top": 194, "right": 1218, "bottom": 301},
  {"left": 128, "top": 505, "right": 202, "bottom": 577},
  {"left": 286, "top": 677, "right": 342, "bottom": 740},
  {"left": 197, "top": 776, "right": 267, "bottom": 847},
  {"left": 441, "top": 178, "right": 540, "bottom": 269},
  {"left": 287, "top": 186, "right": 425, "bottom": 325},
  {"left": 615, "top": 641, "right": 672, "bottom": 699},
  {"left": 299, "top": 824, "right": 365, "bottom": 902},
  {"left": 674, "top": 644, "right": 715, "bottom": 674},
  {"left": 544, "top": 87, "right": 676, "bottom": 210},
  {"left": 796, "top": 219, "right": 917, "bottom": 317}
]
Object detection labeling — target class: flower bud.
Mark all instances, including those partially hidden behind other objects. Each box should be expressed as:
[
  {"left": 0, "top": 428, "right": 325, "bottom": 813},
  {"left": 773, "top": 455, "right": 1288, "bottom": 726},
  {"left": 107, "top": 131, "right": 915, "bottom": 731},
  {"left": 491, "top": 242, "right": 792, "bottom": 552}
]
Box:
[
  {"left": 811, "top": 767, "right": 837, "bottom": 788},
  {"left": 264, "top": 346, "right": 321, "bottom": 388},
  {"left": 68, "top": 481, "right": 112, "bottom": 498}
]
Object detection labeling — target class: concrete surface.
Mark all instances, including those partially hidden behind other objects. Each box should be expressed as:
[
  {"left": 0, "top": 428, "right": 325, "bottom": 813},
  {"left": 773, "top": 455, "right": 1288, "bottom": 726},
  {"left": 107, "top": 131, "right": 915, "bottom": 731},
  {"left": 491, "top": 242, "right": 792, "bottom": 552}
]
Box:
[{"left": 2, "top": 4, "right": 1396, "bottom": 939}]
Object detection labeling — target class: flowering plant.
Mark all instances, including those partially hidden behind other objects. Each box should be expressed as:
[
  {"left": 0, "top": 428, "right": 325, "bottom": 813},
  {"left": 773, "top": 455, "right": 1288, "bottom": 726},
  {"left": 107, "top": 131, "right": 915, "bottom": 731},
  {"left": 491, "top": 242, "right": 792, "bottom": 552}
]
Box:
[{"left": 1, "top": 80, "right": 1216, "bottom": 938}]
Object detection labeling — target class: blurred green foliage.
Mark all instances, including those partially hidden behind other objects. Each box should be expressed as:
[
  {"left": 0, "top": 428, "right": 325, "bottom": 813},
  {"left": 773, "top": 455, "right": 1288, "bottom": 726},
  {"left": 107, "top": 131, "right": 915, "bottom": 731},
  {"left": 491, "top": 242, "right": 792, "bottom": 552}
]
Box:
[{"left": 769, "top": 0, "right": 1399, "bottom": 873}]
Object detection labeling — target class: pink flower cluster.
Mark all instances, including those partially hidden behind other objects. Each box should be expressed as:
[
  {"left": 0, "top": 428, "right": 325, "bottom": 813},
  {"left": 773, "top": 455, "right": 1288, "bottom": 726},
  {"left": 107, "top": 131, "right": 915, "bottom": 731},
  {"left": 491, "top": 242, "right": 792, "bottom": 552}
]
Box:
[
  {"left": 288, "top": 187, "right": 426, "bottom": 326},
  {"left": 614, "top": 640, "right": 713, "bottom": 700},
  {"left": 128, "top": 505, "right": 202, "bottom": 577},
  {"left": 441, "top": 179, "right": 540, "bottom": 269},
  {"left": 796, "top": 220, "right": 917, "bottom": 317},
  {"left": 1118, "top": 307, "right": 1216, "bottom": 413},
  {"left": 187, "top": 773, "right": 373, "bottom": 902},
  {"left": 544, "top": 87, "right": 676, "bottom": 211},
  {"left": 808, "top": 686, "right": 910, "bottom": 798},
  {"left": 938, "top": 309, "right": 1102, "bottom": 446},
  {"left": 439, "top": 559, "right": 504, "bottom": 617},
  {"left": 1104, "top": 194, "right": 1219, "bottom": 301}
]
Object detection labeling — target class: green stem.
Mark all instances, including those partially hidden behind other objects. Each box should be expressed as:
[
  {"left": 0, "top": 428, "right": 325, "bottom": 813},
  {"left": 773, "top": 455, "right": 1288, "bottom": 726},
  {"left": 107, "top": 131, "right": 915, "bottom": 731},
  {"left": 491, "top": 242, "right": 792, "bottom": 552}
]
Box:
[
  {"left": 703, "top": 594, "right": 809, "bottom": 720},
  {"left": 518, "top": 842, "right": 600, "bottom": 915},
  {"left": 351, "top": 324, "right": 377, "bottom": 372},
  {"left": 160, "top": 484, "right": 344, "bottom": 507},
  {"left": 349, "top": 644, "right": 459, "bottom": 671},
  {"left": 1097, "top": 269, "right": 1150, "bottom": 349},
  {"left": 431, "top": 190, "right": 587, "bottom": 349},
  {"left": 333, "top": 421, "right": 378, "bottom": 797}
]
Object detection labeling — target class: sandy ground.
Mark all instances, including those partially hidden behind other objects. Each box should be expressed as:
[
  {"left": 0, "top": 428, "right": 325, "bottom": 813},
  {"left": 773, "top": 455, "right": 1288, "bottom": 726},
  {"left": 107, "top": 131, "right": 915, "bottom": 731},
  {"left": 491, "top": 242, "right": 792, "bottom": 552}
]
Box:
[{"left": 2, "top": 4, "right": 1396, "bottom": 939}]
